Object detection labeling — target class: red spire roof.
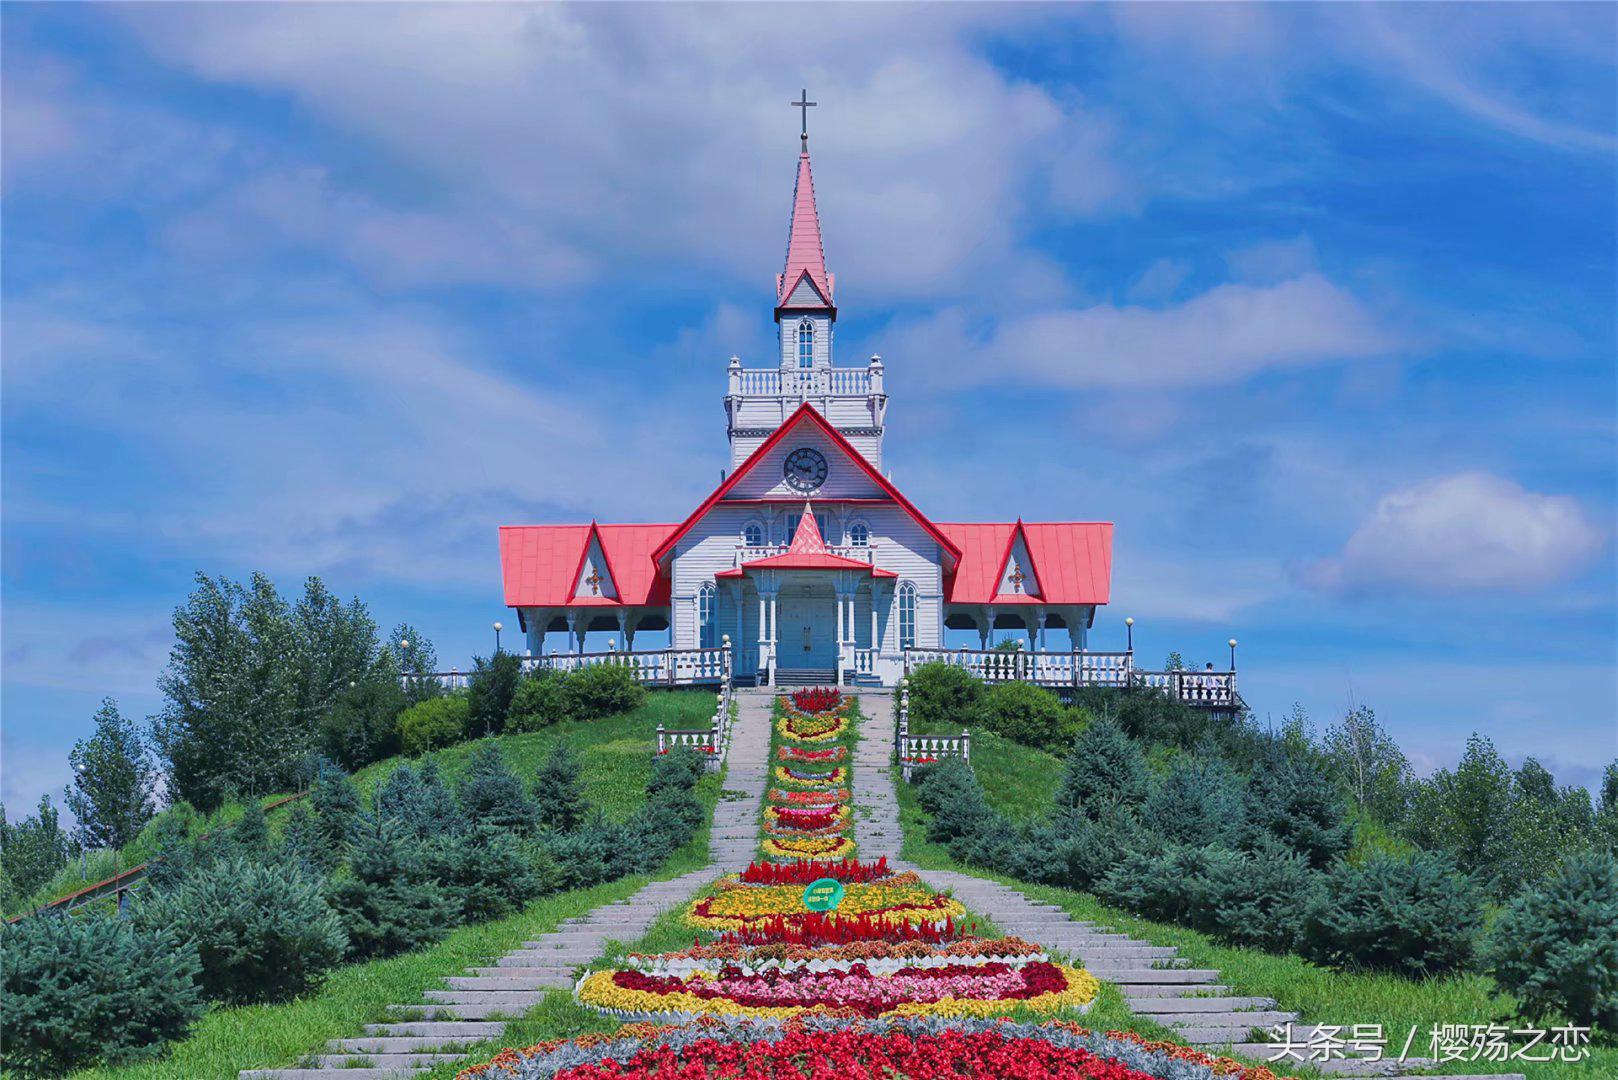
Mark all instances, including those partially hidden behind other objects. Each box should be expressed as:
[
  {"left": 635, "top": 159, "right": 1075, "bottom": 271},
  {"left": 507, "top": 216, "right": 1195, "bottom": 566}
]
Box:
[
  {"left": 787, "top": 501, "right": 828, "bottom": 554},
  {"left": 776, "top": 150, "right": 834, "bottom": 308}
]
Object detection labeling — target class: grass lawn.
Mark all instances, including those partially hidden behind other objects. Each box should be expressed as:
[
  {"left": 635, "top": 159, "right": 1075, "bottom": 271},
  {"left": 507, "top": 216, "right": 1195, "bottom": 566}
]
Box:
[{"left": 894, "top": 773, "right": 1614, "bottom": 1080}]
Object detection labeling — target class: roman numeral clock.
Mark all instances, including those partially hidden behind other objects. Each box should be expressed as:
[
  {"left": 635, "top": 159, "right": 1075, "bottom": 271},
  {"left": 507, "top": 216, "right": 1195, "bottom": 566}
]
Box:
[{"left": 783, "top": 447, "right": 828, "bottom": 493}]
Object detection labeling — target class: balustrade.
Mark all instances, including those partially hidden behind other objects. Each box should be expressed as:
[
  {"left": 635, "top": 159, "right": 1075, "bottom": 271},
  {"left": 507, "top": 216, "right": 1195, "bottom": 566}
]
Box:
[
  {"left": 732, "top": 367, "right": 875, "bottom": 398},
  {"left": 899, "top": 647, "right": 1237, "bottom": 709},
  {"left": 894, "top": 683, "right": 972, "bottom": 782}
]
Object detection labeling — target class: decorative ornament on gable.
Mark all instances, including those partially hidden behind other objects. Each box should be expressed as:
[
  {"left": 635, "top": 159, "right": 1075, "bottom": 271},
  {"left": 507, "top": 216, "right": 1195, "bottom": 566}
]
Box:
[
  {"left": 1008, "top": 564, "right": 1027, "bottom": 593},
  {"left": 585, "top": 567, "right": 605, "bottom": 596}
]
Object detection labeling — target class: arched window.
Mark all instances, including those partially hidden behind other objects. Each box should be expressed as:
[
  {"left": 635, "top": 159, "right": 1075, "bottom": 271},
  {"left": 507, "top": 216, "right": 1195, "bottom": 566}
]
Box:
[
  {"left": 797, "top": 319, "right": 815, "bottom": 368},
  {"left": 698, "top": 583, "right": 718, "bottom": 648},
  {"left": 897, "top": 581, "right": 917, "bottom": 650},
  {"left": 848, "top": 521, "right": 870, "bottom": 547},
  {"left": 743, "top": 521, "right": 764, "bottom": 548}
]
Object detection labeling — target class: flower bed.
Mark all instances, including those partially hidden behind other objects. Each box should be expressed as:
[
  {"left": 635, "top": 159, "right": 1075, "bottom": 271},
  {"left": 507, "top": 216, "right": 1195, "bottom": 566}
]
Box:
[
  {"left": 576, "top": 958, "right": 1097, "bottom": 1020},
  {"left": 773, "top": 765, "right": 844, "bottom": 787},
  {"left": 738, "top": 858, "right": 891, "bottom": 885},
  {"left": 760, "top": 835, "right": 857, "bottom": 860},
  {"left": 788, "top": 686, "right": 843, "bottom": 713},
  {"left": 457, "top": 1017, "right": 1293, "bottom": 1080},
  {"left": 763, "top": 804, "right": 849, "bottom": 831},
  {"left": 767, "top": 787, "right": 848, "bottom": 806},
  {"left": 775, "top": 712, "right": 848, "bottom": 742},
  {"left": 687, "top": 876, "right": 964, "bottom": 932},
  {"left": 776, "top": 745, "right": 846, "bottom": 763},
  {"left": 717, "top": 912, "right": 967, "bottom": 947},
  {"left": 620, "top": 936, "right": 1046, "bottom": 975}
]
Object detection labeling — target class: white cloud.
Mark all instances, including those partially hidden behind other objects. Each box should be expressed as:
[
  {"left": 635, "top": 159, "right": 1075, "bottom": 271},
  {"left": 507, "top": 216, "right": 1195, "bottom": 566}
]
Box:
[
  {"left": 1305, "top": 472, "right": 1607, "bottom": 595},
  {"left": 1126, "top": 257, "right": 1191, "bottom": 302},
  {"left": 1224, "top": 236, "right": 1318, "bottom": 284}
]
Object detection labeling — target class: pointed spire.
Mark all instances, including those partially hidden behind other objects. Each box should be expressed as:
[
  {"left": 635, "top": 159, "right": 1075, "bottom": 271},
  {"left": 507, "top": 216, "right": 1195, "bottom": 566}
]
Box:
[
  {"left": 777, "top": 147, "right": 834, "bottom": 308},
  {"left": 787, "top": 501, "right": 829, "bottom": 555}
]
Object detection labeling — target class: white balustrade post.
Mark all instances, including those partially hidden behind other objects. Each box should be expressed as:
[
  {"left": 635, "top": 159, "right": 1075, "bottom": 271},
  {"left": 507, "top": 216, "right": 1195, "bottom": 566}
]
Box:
[
  {"left": 656, "top": 724, "right": 665, "bottom": 756},
  {"left": 961, "top": 728, "right": 972, "bottom": 765}
]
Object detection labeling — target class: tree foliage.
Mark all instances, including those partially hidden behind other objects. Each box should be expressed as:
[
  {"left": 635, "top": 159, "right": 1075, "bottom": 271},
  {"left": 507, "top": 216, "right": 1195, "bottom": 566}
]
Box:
[
  {"left": 1322, "top": 704, "right": 1412, "bottom": 827},
  {"left": 1298, "top": 851, "right": 1483, "bottom": 976},
  {"left": 1055, "top": 720, "right": 1149, "bottom": 820},
  {"left": 0, "top": 796, "right": 70, "bottom": 900},
  {"left": 466, "top": 651, "right": 524, "bottom": 738},
  {"left": 1491, "top": 849, "right": 1618, "bottom": 1029},
  {"left": 66, "top": 699, "right": 156, "bottom": 851}
]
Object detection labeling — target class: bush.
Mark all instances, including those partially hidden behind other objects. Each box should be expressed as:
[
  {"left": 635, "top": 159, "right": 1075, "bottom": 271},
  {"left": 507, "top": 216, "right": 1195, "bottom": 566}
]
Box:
[
  {"left": 279, "top": 800, "right": 323, "bottom": 873},
  {"left": 980, "top": 681, "right": 1079, "bottom": 754},
  {"left": 458, "top": 743, "right": 539, "bottom": 834},
  {"left": 1298, "top": 850, "right": 1482, "bottom": 976},
  {"left": 399, "top": 694, "right": 469, "bottom": 756},
  {"left": 564, "top": 662, "right": 646, "bottom": 720},
  {"left": 904, "top": 662, "right": 985, "bottom": 729},
  {"left": 1023, "top": 808, "right": 1147, "bottom": 891},
  {"left": 320, "top": 673, "right": 407, "bottom": 771},
  {"left": 134, "top": 856, "right": 346, "bottom": 1004},
  {"left": 509, "top": 670, "right": 574, "bottom": 732},
  {"left": 1096, "top": 845, "right": 1246, "bottom": 926},
  {"left": 1055, "top": 720, "right": 1149, "bottom": 820},
  {"left": 310, "top": 763, "right": 362, "bottom": 869},
  {"left": 1491, "top": 849, "right": 1618, "bottom": 1029},
  {"left": 376, "top": 760, "right": 459, "bottom": 839},
  {"left": 533, "top": 744, "right": 589, "bottom": 833},
  {"left": 1245, "top": 749, "right": 1353, "bottom": 867},
  {"left": 327, "top": 814, "right": 458, "bottom": 959},
  {"left": 1143, "top": 757, "right": 1247, "bottom": 847},
  {"left": 914, "top": 757, "right": 994, "bottom": 845},
  {"left": 230, "top": 799, "right": 271, "bottom": 858},
  {"left": 467, "top": 652, "right": 524, "bottom": 738},
  {"left": 423, "top": 824, "right": 543, "bottom": 922},
  {"left": 1199, "top": 838, "right": 1316, "bottom": 952},
  {"left": 0, "top": 913, "right": 203, "bottom": 1076}
]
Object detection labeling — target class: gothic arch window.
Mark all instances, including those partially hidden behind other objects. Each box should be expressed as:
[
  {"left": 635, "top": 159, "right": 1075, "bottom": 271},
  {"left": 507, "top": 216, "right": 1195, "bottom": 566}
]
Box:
[
  {"left": 698, "top": 582, "right": 718, "bottom": 648},
  {"left": 848, "top": 521, "right": 870, "bottom": 547},
  {"left": 742, "top": 521, "right": 765, "bottom": 548},
  {"left": 897, "top": 580, "right": 918, "bottom": 650},
  {"left": 797, "top": 319, "right": 815, "bottom": 368}
]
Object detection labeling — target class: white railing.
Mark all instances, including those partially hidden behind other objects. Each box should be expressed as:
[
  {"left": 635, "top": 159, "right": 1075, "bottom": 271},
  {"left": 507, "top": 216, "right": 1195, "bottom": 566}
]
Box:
[
  {"left": 895, "top": 683, "right": 971, "bottom": 782},
  {"left": 403, "top": 644, "right": 733, "bottom": 691},
  {"left": 853, "top": 648, "right": 876, "bottom": 677},
  {"left": 733, "top": 367, "right": 875, "bottom": 397},
  {"left": 734, "top": 543, "right": 874, "bottom": 567},
  {"left": 901, "top": 648, "right": 1238, "bottom": 708},
  {"left": 654, "top": 671, "right": 734, "bottom": 772}
]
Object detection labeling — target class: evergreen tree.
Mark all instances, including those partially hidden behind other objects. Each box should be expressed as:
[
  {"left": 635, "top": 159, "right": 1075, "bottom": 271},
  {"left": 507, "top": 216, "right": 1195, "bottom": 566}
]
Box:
[
  {"left": 1491, "top": 849, "right": 1618, "bottom": 1029},
  {"left": 231, "top": 800, "right": 270, "bottom": 858},
  {"left": 1245, "top": 744, "right": 1353, "bottom": 867},
  {"left": 278, "top": 800, "right": 321, "bottom": 874},
  {"left": 326, "top": 814, "right": 457, "bottom": 959},
  {"left": 0, "top": 796, "right": 70, "bottom": 898},
  {"left": 465, "top": 652, "right": 523, "bottom": 738},
  {"left": 533, "top": 744, "right": 588, "bottom": 832},
  {"left": 309, "top": 765, "right": 361, "bottom": 869},
  {"left": 457, "top": 743, "right": 538, "bottom": 833},
  {"left": 423, "top": 823, "right": 541, "bottom": 921},
  {"left": 1143, "top": 756, "right": 1246, "bottom": 847},
  {"left": 1055, "top": 720, "right": 1149, "bottom": 820},
  {"left": 66, "top": 699, "right": 156, "bottom": 851}
]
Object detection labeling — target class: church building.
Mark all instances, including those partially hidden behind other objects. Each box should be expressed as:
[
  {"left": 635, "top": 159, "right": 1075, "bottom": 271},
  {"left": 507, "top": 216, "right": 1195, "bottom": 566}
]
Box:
[{"left": 499, "top": 129, "right": 1113, "bottom": 688}]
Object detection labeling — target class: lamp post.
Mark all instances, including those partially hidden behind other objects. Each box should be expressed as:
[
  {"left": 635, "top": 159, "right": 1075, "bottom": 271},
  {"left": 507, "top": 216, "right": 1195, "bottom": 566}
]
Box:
[
  {"left": 1124, "top": 617, "right": 1134, "bottom": 653},
  {"left": 493, "top": 621, "right": 504, "bottom": 654},
  {"left": 1228, "top": 638, "right": 1238, "bottom": 670}
]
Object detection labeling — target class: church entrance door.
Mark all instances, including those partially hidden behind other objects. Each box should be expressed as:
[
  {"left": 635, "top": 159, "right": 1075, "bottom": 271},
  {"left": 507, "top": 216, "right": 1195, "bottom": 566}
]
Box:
[{"left": 777, "top": 588, "right": 836, "bottom": 676}]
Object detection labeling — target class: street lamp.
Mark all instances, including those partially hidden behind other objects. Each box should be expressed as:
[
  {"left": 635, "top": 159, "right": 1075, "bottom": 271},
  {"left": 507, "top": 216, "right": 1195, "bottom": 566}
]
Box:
[
  {"left": 493, "top": 621, "right": 504, "bottom": 654},
  {"left": 1228, "top": 638, "right": 1238, "bottom": 670},
  {"left": 1124, "top": 617, "right": 1134, "bottom": 653}
]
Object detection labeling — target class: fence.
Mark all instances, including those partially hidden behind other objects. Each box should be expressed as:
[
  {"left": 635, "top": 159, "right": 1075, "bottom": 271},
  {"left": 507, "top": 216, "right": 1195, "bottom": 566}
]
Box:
[
  {"left": 894, "top": 682, "right": 971, "bottom": 782},
  {"left": 901, "top": 647, "right": 1238, "bottom": 708}
]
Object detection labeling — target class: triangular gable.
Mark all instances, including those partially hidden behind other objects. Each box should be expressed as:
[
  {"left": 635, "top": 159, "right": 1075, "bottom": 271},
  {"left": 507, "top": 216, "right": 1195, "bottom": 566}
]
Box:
[
  {"left": 995, "top": 523, "right": 1042, "bottom": 598},
  {"left": 779, "top": 268, "right": 830, "bottom": 309},
  {"left": 651, "top": 402, "right": 961, "bottom": 568},
  {"left": 572, "top": 524, "right": 618, "bottom": 600}
]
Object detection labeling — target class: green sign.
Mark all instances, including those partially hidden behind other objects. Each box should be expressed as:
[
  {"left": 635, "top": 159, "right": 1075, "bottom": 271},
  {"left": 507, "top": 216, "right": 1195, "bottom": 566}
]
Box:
[{"left": 802, "top": 877, "right": 845, "bottom": 912}]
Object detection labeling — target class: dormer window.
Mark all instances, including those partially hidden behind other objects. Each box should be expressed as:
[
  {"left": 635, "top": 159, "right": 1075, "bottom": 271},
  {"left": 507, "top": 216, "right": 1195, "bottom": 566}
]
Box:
[
  {"left": 848, "top": 521, "right": 869, "bottom": 547},
  {"left": 797, "top": 319, "right": 814, "bottom": 368},
  {"left": 743, "top": 521, "right": 765, "bottom": 548}
]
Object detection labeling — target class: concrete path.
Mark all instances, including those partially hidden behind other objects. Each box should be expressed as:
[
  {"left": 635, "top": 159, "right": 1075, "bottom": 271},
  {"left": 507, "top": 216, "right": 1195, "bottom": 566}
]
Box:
[
  {"left": 241, "top": 691, "right": 774, "bottom": 1080},
  {"left": 845, "top": 691, "right": 1510, "bottom": 1080}
]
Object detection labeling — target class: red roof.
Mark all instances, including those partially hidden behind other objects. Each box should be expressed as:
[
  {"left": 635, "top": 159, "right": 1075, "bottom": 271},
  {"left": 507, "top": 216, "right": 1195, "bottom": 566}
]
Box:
[
  {"left": 500, "top": 522, "right": 676, "bottom": 607},
  {"left": 939, "top": 521, "right": 1113, "bottom": 605},
  {"left": 776, "top": 150, "right": 833, "bottom": 308},
  {"left": 716, "top": 502, "right": 898, "bottom": 579},
  {"left": 650, "top": 402, "right": 961, "bottom": 568}
]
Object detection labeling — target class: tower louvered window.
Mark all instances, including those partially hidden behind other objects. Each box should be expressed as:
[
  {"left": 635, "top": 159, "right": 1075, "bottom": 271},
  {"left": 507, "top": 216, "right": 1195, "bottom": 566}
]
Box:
[{"left": 797, "top": 319, "right": 814, "bottom": 368}]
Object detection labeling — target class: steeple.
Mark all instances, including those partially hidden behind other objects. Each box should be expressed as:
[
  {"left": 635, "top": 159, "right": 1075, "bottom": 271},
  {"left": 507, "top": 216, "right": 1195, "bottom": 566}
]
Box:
[{"left": 776, "top": 137, "right": 834, "bottom": 316}]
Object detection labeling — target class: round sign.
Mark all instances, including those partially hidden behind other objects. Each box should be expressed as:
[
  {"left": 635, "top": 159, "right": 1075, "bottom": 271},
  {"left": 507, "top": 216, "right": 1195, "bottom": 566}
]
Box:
[{"left": 802, "top": 877, "right": 845, "bottom": 912}]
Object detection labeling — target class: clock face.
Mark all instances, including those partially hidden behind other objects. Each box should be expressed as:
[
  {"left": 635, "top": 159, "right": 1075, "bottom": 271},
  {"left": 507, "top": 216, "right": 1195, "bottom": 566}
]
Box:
[{"left": 783, "top": 447, "right": 829, "bottom": 492}]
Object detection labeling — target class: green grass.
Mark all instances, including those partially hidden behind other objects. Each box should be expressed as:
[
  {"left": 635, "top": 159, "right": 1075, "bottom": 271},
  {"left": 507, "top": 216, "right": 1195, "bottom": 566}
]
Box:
[{"left": 894, "top": 771, "right": 1615, "bottom": 1079}]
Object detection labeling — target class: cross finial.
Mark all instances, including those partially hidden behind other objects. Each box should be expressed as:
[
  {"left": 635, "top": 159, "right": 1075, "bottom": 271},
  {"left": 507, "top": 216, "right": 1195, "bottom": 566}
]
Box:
[{"left": 791, "top": 88, "right": 816, "bottom": 144}]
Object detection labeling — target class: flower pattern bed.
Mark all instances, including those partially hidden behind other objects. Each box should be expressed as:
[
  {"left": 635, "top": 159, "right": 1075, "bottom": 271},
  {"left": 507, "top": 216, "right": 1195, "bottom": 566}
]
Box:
[
  {"left": 763, "top": 804, "right": 849, "bottom": 830},
  {"left": 717, "top": 912, "right": 968, "bottom": 947},
  {"left": 775, "top": 711, "right": 848, "bottom": 742},
  {"left": 687, "top": 876, "right": 964, "bottom": 932},
  {"left": 767, "top": 787, "right": 848, "bottom": 806},
  {"left": 773, "top": 765, "right": 844, "bottom": 787},
  {"left": 738, "top": 858, "right": 892, "bottom": 885},
  {"left": 760, "top": 834, "right": 857, "bottom": 860},
  {"left": 776, "top": 745, "right": 846, "bottom": 762}
]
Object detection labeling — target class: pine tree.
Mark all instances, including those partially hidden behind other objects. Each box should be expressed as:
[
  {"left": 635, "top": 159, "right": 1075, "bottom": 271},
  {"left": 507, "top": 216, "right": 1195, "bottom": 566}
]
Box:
[
  {"left": 533, "top": 744, "right": 588, "bottom": 833},
  {"left": 457, "top": 744, "right": 537, "bottom": 833},
  {"left": 309, "top": 765, "right": 360, "bottom": 869},
  {"left": 1245, "top": 744, "right": 1353, "bottom": 868},
  {"left": 278, "top": 800, "right": 321, "bottom": 873},
  {"left": 1143, "top": 756, "right": 1246, "bottom": 847},
  {"left": 326, "top": 814, "right": 457, "bottom": 959},
  {"left": 66, "top": 699, "right": 156, "bottom": 851},
  {"left": 1056, "top": 720, "right": 1148, "bottom": 820},
  {"left": 231, "top": 800, "right": 270, "bottom": 858}
]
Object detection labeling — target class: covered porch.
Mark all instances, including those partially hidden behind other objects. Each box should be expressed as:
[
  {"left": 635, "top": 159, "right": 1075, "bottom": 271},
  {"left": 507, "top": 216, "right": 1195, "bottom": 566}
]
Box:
[{"left": 716, "top": 566, "right": 894, "bottom": 687}]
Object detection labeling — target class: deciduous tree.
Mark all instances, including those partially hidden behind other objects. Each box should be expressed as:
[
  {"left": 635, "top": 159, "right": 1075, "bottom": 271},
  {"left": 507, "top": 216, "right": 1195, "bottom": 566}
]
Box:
[{"left": 66, "top": 699, "right": 156, "bottom": 850}]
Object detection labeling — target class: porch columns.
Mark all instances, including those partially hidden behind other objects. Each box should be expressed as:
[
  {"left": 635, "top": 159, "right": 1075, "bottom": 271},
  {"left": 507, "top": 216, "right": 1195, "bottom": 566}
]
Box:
[
  {"left": 615, "top": 611, "right": 628, "bottom": 651},
  {"left": 768, "top": 590, "right": 778, "bottom": 685},
  {"left": 757, "top": 592, "right": 769, "bottom": 682},
  {"left": 566, "top": 610, "right": 584, "bottom": 654},
  {"left": 870, "top": 584, "right": 880, "bottom": 653},
  {"left": 834, "top": 586, "right": 846, "bottom": 685}
]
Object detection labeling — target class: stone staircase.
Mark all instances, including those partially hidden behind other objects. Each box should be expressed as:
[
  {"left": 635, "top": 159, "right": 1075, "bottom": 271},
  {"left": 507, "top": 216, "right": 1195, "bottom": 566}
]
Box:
[
  {"left": 845, "top": 692, "right": 1522, "bottom": 1080},
  {"left": 239, "top": 692, "right": 774, "bottom": 1080}
]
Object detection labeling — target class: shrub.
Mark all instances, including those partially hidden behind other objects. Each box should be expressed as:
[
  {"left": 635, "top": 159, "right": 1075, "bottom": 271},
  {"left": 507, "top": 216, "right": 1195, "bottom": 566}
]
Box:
[
  {"left": 534, "top": 744, "right": 589, "bottom": 833},
  {"left": 1073, "top": 685, "right": 1203, "bottom": 746},
  {"left": 1199, "top": 838, "right": 1315, "bottom": 952},
  {"left": 1298, "top": 850, "right": 1482, "bottom": 976},
  {"left": 509, "top": 670, "right": 574, "bottom": 732},
  {"left": 1023, "top": 808, "right": 1146, "bottom": 891},
  {"left": 134, "top": 856, "right": 346, "bottom": 1004},
  {"left": 0, "top": 913, "right": 203, "bottom": 1076},
  {"left": 564, "top": 662, "right": 646, "bottom": 720},
  {"left": 1245, "top": 749, "right": 1353, "bottom": 867},
  {"left": 375, "top": 760, "right": 459, "bottom": 839},
  {"left": 327, "top": 814, "right": 458, "bottom": 959},
  {"left": 279, "top": 800, "right": 323, "bottom": 873},
  {"left": 458, "top": 743, "right": 540, "bottom": 833},
  {"left": 546, "top": 816, "right": 625, "bottom": 891},
  {"left": 467, "top": 651, "right": 525, "bottom": 738},
  {"left": 230, "top": 798, "right": 270, "bottom": 858},
  {"left": 1096, "top": 846, "right": 1247, "bottom": 926},
  {"left": 914, "top": 757, "right": 994, "bottom": 845},
  {"left": 1055, "top": 720, "right": 1149, "bottom": 820},
  {"left": 904, "top": 662, "right": 985, "bottom": 729},
  {"left": 1491, "top": 849, "right": 1618, "bottom": 1029},
  {"left": 1143, "top": 757, "right": 1247, "bottom": 847},
  {"left": 320, "top": 673, "right": 407, "bottom": 771},
  {"left": 399, "top": 694, "right": 469, "bottom": 756},
  {"left": 423, "top": 824, "right": 543, "bottom": 922},
  {"left": 310, "top": 763, "right": 362, "bottom": 869},
  {"left": 979, "top": 681, "right": 1079, "bottom": 754}
]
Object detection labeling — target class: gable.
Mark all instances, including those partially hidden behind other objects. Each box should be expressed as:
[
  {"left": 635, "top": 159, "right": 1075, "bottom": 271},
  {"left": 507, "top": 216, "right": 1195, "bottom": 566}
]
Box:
[
  {"left": 725, "top": 421, "right": 883, "bottom": 500},
  {"left": 501, "top": 523, "right": 676, "bottom": 607},
  {"left": 781, "top": 270, "right": 829, "bottom": 309},
  {"left": 574, "top": 532, "right": 617, "bottom": 599},
  {"left": 997, "top": 530, "right": 1041, "bottom": 597},
  {"left": 939, "top": 521, "right": 1112, "bottom": 605}
]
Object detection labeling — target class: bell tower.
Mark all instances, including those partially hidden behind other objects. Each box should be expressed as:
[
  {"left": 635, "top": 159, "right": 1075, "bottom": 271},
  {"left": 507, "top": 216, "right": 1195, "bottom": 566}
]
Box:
[{"left": 724, "top": 92, "right": 887, "bottom": 469}]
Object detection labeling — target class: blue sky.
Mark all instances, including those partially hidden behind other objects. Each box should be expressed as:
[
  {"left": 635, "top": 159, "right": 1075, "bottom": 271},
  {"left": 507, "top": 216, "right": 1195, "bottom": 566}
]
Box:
[{"left": 4, "top": 3, "right": 1615, "bottom": 813}]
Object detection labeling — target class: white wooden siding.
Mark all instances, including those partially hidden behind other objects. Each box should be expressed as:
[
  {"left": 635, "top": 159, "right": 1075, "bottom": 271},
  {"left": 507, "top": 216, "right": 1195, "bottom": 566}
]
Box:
[{"left": 726, "top": 423, "right": 884, "bottom": 500}]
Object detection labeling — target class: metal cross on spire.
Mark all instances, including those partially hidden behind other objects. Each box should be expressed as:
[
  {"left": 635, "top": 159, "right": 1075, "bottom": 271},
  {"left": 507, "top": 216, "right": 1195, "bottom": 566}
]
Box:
[{"left": 791, "top": 89, "right": 816, "bottom": 143}]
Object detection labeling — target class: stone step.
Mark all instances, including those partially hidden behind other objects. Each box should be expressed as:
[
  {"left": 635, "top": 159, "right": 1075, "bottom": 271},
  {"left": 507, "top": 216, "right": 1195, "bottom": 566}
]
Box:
[
  {"left": 1160, "top": 1011, "right": 1297, "bottom": 1029},
  {"left": 392, "top": 1003, "right": 527, "bottom": 1020},
  {"left": 313, "top": 1054, "right": 462, "bottom": 1068},
  {"left": 1093, "top": 968, "right": 1219, "bottom": 983},
  {"left": 1109, "top": 983, "right": 1232, "bottom": 997},
  {"left": 446, "top": 975, "right": 572, "bottom": 990},
  {"left": 362, "top": 1022, "right": 506, "bottom": 1037},
  {"left": 1126, "top": 996, "right": 1275, "bottom": 1013},
  {"left": 423, "top": 989, "right": 549, "bottom": 1006},
  {"left": 1181, "top": 1025, "right": 1299, "bottom": 1045},
  {"left": 329, "top": 1036, "right": 483, "bottom": 1053},
  {"left": 493, "top": 956, "right": 582, "bottom": 969}
]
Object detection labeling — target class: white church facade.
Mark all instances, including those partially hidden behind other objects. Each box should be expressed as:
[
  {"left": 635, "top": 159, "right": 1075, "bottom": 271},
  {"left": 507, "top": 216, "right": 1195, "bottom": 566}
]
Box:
[{"left": 499, "top": 135, "right": 1118, "bottom": 690}]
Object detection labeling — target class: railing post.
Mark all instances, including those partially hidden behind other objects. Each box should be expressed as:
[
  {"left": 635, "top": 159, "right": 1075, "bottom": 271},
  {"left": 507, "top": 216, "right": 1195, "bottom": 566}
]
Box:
[
  {"left": 962, "top": 728, "right": 972, "bottom": 765},
  {"left": 656, "top": 724, "right": 666, "bottom": 755}
]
